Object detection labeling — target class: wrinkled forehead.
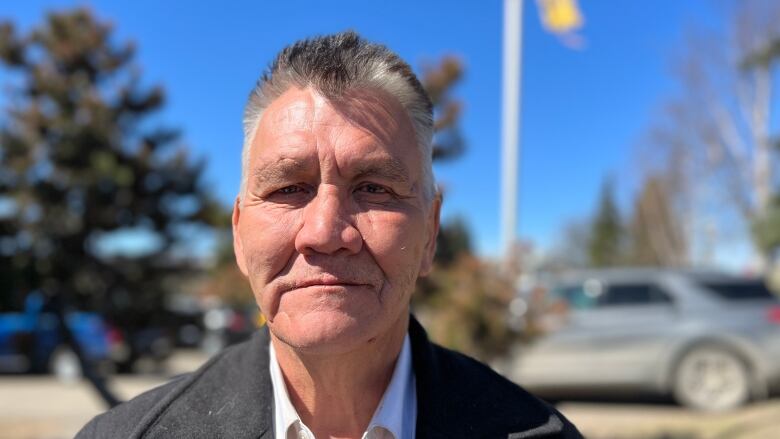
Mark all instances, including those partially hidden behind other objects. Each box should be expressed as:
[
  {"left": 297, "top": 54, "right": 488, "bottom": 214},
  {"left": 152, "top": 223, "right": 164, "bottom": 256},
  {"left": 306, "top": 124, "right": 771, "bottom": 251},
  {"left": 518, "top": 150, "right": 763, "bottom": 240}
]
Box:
[{"left": 257, "top": 86, "right": 413, "bottom": 147}]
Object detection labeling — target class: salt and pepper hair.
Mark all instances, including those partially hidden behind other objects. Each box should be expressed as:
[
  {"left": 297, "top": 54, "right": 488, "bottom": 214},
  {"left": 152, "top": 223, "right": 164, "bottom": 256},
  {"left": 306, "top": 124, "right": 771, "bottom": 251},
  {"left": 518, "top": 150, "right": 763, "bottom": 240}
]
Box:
[{"left": 240, "top": 31, "right": 436, "bottom": 205}]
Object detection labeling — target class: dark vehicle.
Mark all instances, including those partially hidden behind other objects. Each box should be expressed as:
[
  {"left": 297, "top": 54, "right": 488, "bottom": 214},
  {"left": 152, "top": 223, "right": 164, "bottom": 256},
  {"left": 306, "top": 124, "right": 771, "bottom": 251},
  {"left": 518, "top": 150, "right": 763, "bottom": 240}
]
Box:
[
  {"left": 515, "top": 269, "right": 780, "bottom": 411},
  {"left": 0, "top": 292, "right": 123, "bottom": 379},
  {"left": 112, "top": 325, "right": 174, "bottom": 374}
]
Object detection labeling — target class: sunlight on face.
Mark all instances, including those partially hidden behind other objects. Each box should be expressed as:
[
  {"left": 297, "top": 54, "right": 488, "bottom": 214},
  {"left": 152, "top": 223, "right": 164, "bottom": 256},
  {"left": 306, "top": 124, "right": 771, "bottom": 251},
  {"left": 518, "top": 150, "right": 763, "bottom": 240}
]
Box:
[{"left": 232, "top": 87, "right": 440, "bottom": 355}]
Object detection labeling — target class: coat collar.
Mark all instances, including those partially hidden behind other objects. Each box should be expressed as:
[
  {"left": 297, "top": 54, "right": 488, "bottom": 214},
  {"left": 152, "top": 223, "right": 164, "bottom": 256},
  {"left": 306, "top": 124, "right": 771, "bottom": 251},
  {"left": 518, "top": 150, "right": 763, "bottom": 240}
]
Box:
[
  {"left": 408, "top": 316, "right": 575, "bottom": 438},
  {"left": 139, "top": 326, "right": 274, "bottom": 439}
]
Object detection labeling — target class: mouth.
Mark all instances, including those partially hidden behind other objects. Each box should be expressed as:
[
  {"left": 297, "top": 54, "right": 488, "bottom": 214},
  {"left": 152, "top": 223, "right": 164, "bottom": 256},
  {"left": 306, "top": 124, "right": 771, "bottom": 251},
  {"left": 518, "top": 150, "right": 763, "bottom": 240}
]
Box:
[{"left": 289, "top": 276, "right": 373, "bottom": 291}]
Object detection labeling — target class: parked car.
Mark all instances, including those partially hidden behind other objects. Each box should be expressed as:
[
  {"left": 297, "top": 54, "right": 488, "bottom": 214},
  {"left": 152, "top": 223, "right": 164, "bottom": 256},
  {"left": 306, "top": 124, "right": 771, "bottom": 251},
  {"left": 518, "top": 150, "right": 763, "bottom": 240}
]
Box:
[
  {"left": 0, "top": 292, "right": 124, "bottom": 380},
  {"left": 514, "top": 268, "right": 780, "bottom": 411}
]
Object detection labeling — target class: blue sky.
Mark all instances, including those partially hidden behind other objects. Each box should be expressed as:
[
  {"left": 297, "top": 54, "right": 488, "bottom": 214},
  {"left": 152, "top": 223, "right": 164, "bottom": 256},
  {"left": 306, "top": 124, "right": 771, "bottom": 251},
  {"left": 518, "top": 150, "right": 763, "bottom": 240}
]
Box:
[{"left": 2, "top": 0, "right": 730, "bottom": 259}]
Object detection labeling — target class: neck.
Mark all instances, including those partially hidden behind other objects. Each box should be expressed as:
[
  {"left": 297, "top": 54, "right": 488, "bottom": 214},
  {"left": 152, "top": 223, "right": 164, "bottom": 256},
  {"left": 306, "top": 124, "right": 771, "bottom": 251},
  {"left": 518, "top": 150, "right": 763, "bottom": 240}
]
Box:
[{"left": 271, "top": 313, "right": 409, "bottom": 439}]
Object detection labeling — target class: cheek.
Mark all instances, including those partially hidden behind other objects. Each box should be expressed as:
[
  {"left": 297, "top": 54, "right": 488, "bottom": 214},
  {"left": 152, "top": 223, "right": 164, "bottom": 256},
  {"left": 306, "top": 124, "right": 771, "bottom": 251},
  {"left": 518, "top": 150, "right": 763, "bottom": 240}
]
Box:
[
  {"left": 358, "top": 209, "right": 426, "bottom": 288},
  {"left": 239, "top": 209, "right": 300, "bottom": 296}
]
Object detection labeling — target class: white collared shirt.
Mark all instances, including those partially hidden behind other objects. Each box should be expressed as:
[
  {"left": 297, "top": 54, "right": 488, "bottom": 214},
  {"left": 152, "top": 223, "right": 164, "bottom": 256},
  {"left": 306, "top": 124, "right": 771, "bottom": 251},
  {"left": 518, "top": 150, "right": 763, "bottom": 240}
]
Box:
[{"left": 269, "top": 334, "right": 417, "bottom": 439}]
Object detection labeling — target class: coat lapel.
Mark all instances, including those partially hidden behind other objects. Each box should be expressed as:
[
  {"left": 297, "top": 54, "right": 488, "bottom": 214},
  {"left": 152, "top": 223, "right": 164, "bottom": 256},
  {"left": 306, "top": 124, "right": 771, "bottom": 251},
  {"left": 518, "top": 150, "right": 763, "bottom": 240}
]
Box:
[
  {"left": 143, "top": 329, "right": 274, "bottom": 439},
  {"left": 409, "top": 316, "right": 573, "bottom": 439}
]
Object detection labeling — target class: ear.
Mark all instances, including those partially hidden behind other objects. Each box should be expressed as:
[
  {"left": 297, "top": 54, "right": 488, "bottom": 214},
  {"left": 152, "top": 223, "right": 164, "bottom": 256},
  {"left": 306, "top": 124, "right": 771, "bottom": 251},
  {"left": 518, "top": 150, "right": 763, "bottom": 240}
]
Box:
[
  {"left": 418, "top": 191, "right": 442, "bottom": 277},
  {"left": 232, "top": 196, "right": 249, "bottom": 277}
]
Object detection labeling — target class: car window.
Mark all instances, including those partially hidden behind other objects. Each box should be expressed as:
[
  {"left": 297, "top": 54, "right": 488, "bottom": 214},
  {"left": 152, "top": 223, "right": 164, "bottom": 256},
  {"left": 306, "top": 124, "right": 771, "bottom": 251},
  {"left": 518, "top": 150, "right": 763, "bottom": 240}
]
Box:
[
  {"left": 554, "top": 279, "right": 604, "bottom": 310},
  {"left": 599, "top": 283, "right": 672, "bottom": 307},
  {"left": 698, "top": 280, "right": 778, "bottom": 301}
]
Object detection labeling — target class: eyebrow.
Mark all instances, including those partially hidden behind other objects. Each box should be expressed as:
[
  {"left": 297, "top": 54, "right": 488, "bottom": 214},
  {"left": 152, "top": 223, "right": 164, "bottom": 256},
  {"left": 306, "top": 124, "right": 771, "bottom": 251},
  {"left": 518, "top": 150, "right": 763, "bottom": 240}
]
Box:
[
  {"left": 251, "top": 159, "right": 311, "bottom": 184},
  {"left": 250, "top": 156, "right": 411, "bottom": 185},
  {"left": 352, "top": 157, "right": 410, "bottom": 183}
]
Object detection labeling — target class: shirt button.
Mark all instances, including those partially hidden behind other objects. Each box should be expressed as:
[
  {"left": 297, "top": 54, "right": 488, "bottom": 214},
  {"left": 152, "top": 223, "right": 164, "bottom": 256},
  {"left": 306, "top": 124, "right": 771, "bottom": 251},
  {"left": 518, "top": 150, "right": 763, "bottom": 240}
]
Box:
[{"left": 298, "top": 431, "right": 308, "bottom": 439}]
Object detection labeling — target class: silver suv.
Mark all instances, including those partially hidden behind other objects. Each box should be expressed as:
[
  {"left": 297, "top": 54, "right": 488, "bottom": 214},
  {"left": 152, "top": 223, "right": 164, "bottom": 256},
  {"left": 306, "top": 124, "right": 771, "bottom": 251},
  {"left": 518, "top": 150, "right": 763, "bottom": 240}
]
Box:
[{"left": 514, "top": 268, "right": 780, "bottom": 411}]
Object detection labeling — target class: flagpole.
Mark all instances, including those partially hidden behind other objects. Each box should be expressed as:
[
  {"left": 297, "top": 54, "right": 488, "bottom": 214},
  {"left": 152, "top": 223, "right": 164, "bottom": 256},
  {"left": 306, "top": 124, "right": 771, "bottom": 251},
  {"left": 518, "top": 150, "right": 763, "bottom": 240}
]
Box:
[{"left": 501, "top": 0, "right": 523, "bottom": 268}]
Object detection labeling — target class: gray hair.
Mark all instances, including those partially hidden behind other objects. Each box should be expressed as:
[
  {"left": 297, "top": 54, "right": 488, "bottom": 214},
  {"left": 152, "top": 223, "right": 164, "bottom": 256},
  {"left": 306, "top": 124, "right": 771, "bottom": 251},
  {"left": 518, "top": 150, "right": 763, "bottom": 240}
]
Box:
[{"left": 240, "top": 31, "right": 435, "bottom": 205}]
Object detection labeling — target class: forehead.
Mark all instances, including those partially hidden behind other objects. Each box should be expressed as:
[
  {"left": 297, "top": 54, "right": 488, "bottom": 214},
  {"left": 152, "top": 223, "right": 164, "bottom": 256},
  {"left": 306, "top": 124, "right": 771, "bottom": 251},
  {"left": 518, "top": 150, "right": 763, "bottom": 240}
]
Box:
[{"left": 251, "top": 87, "right": 420, "bottom": 168}]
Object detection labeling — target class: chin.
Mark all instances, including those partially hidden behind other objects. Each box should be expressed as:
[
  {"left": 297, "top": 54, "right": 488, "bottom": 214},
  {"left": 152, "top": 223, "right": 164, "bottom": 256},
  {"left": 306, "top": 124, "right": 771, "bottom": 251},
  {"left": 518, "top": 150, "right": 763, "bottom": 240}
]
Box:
[{"left": 269, "top": 310, "right": 384, "bottom": 355}]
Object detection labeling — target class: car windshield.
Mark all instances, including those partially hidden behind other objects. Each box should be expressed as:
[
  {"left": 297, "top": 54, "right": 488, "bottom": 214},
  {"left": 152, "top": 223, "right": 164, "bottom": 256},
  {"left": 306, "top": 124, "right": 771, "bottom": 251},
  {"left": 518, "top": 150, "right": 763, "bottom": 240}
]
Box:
[{"left": 698, "top": 280, "right": 778, "bottom": 301}]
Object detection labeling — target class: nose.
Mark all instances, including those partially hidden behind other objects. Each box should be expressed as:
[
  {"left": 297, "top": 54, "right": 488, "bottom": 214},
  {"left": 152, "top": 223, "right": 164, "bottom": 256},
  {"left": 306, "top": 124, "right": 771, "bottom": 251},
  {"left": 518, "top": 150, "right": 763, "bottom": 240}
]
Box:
[{"left": 294, "top": 186, "right": 363, "bottom": 256}]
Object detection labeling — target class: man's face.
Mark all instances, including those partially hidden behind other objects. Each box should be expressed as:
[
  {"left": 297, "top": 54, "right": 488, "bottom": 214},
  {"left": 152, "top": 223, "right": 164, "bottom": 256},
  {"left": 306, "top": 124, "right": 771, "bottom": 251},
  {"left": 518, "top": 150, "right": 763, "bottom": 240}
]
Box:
[{"left": 233, "top": 86, "right": 440, "bottom": 354}]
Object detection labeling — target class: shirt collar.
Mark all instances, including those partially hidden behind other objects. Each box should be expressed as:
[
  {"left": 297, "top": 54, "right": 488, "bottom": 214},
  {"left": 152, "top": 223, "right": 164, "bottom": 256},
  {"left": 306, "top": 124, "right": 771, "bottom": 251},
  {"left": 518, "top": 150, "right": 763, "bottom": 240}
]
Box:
[
  {"left": 269, "top": 340, "right": 311, "bottom": 439},
  {"left": 365, "top": 333, "right": 414, "bottom": 439},
  {"left": 269, "top": 334, "right": 416, "bottom": 439}
]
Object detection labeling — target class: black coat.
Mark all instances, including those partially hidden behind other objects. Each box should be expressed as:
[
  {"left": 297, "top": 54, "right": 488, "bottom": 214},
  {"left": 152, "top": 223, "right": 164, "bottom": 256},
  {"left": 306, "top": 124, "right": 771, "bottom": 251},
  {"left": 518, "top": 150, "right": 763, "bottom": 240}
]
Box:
[{"left": 77, "top": 317, "right": 583, "bottom": 438}]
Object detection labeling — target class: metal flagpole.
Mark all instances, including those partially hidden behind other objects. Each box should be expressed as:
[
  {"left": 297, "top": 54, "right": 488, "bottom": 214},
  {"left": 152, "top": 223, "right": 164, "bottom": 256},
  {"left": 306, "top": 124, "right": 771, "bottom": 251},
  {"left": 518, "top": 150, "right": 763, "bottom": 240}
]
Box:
[{"left": 501, "top": 0, "right": 523, "bottom": 266}]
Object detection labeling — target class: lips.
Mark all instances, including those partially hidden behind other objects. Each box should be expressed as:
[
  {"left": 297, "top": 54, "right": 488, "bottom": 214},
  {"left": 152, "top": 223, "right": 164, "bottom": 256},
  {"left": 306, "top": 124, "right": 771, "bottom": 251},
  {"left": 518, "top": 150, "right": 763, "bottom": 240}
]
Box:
[{"left": 286, "top": 274, "right": 373, "bottom": 291}]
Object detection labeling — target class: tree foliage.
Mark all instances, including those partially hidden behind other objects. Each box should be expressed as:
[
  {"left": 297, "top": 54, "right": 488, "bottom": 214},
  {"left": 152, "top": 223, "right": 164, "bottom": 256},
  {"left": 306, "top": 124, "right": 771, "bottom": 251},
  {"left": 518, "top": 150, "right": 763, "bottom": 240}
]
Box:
[
  {"left": 753, "top": 189, "right": 780, "bottom": 258},
  {"left": 638, "top": 0, "right": 780, "bottom": 267},
  {"left": 628, "top": 176, "right": 687, "bottom": 267},
  {"left": 434, "top": 215, "right": 472, "bottom": 267},
  {"left": 0, "top": 8, "right": 221, "bottom": 370},
  {"left": 421, "top": 55, "right": 465, "bottom": 162},
  {"left": 411, "top": 57, "right": 519, "bottom": 360},
  {"left": 587, "top": 179, "right": 624, "bottom": 267},
  {"left": 744, "top": 25, "right": 780, "bottom": 260},
  {"left": 414, "top": 255, "right": 516, "bottom": 361}
]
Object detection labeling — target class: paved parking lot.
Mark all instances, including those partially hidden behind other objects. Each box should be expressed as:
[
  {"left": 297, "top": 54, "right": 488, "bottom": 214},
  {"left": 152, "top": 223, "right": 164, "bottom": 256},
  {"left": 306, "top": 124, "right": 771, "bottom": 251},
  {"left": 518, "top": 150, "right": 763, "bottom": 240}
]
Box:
[
  {"left": 559, "top": 400, "right": 780, "bottom": 439},
  {"left": 0, "top": 376, "right": 167, "bottom": 439},
  {"left": 1, "top": 350, "right": 778, "bottom": 439},
  {"left": 0, "top": 350, "right": 205, "bottom": 439}
]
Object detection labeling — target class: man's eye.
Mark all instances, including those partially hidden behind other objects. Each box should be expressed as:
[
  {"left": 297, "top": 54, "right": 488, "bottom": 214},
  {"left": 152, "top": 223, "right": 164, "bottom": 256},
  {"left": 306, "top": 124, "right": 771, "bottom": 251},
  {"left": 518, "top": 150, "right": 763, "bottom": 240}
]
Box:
[
  {"left": 275, "top": 185, "right": 304, "bottom": 195},
  {"left": 357, "top": 184, "right": 388, "bottom": 194}
]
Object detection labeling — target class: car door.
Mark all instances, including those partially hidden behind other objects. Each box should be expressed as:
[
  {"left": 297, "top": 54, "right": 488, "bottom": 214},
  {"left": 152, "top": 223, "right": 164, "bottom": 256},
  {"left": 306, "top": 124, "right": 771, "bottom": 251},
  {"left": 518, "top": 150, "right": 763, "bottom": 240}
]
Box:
[
  {"left": 520, "top": 278, "right": 679, "bottom": 388},
  {"left": 571, "top": 281, "right": 679, "bottom": 385},
  {"left": 514, "top": 280, "right": 601, "bottom": 387}
]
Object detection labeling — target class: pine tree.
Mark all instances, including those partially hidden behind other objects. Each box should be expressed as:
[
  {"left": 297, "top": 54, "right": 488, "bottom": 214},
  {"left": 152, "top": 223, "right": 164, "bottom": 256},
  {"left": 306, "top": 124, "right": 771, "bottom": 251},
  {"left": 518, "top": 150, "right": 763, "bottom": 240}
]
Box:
[
  {"left": 0, "top": 9, "right": 222, "bottom": 405},
  {"left": 745, "top": 36, "right": 780, "bottom": 264},
  {"left": 753, "top": 194, "right": 780, "bottom": 259},
  {"left": 587, "top": 179, "right": 624, "bottom": 267},
  {"left": 421, "top": 55, "right": 465, "bottom": 162},
  {"left": 435, "top": 216, "right": 472, "bottom": 267}
]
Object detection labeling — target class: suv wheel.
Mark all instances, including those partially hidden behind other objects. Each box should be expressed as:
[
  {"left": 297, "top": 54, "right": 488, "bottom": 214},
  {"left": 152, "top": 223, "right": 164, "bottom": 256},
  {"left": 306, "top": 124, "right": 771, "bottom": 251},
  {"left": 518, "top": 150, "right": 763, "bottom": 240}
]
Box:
[{"left": 673, "top": 345, "right": 750, "bottom": 411}]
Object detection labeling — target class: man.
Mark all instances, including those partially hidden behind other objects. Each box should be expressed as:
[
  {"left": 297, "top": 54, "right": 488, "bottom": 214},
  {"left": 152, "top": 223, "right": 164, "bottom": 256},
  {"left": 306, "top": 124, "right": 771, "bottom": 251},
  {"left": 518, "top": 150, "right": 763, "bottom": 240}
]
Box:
[{"left": 77, "top": 31, "right": 582, "bottom": 439}]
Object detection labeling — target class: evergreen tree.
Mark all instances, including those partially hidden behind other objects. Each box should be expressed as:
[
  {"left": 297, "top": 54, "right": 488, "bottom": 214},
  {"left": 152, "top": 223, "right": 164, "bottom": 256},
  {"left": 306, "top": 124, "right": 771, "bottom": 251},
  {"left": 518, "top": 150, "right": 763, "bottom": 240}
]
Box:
[
  {"left": 0, "top": 9, "right": 221, "bottom": 405},
  {"left": 435, "top": 216, "right": 472, "bottom": 267},
  {"left": 421, "top": 55, "right": 465, "bottom": 162},
  {"left": 745, "top": 36, "right": 780, "bottom": 264},
  {"left": 410, "top": 57, "right": 517, "bottom": 359},
  {"left": 753, "top": 194, "right": 780, "bottom": 259},
  {"left": 587, "top": 179, "right": 624, "bottom": 267},
  {"left": 420, "top": 56, "right": 474, "bottom": 266}
]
